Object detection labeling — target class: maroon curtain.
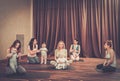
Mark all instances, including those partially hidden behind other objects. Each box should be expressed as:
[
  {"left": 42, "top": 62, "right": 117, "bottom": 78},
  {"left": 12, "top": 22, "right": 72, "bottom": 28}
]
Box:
[{"left": 33, "top": 0, "right": 120, "bottom": 58}]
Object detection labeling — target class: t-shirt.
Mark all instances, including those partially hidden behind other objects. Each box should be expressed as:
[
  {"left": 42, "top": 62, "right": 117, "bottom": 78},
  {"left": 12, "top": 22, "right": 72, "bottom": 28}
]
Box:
[
  {"left": 40, "top": 48, "right": 48, "bottom": 55},
  {"left": 55, "top": 49, "right": 67, "bottom": 59},
  {"left": 28, "top": 45, "right": 38, "bottom": 57}
]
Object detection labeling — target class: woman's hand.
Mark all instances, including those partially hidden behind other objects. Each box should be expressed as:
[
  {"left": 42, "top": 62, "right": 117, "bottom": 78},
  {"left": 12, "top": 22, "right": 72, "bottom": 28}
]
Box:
[
  {"left": 103, "top": 60, "right": 110, "bottom": 66},
  {"left": 37, "top": 50, "right": 40, "bottom": 53},
  {"left": 103, "top": 62, "right": 108, "bottom": 66},
  {"left": 73, "top": 49, "right": 76, "bottom": 52},
  {"left": 6, "top": 53, "right": 12, "bottom": 58},
  {"left": 29, "top": 49, "right": 38, "bottom": 55},
  {"left": 6, "top": 49, "right": 12, "bottom": 58},
  {"left": 58, "top": 61, "right": 64, "bottom": 64},
  {"left": 103, "top": 59, "right": 107, "bottom": 66}
]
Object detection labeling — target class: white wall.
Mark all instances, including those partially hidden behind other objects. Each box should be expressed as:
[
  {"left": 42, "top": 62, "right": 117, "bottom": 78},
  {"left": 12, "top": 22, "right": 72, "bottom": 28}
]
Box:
[{"left": 0, "top": 0, "right": 33, "bottom": 60}]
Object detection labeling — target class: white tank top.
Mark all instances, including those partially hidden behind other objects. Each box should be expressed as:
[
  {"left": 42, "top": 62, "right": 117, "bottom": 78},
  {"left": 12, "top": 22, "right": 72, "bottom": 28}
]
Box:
[{"left": 105, "top": 51, "right": 116, "bottom": 67}]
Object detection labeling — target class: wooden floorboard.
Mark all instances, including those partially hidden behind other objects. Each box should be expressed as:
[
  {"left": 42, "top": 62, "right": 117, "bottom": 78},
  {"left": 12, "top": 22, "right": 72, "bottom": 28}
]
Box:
[{"left": 0, "top": 57, "right": 120, "bottom": 81}]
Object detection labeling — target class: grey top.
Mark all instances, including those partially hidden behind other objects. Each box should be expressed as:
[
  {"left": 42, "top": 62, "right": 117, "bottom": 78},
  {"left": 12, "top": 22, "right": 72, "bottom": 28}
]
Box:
[
  {"left": 9, "top": 48, "right": 18, "bottom": 66},
  {"left": 55, "top": 49, "right": 67, "bottom": 60}
]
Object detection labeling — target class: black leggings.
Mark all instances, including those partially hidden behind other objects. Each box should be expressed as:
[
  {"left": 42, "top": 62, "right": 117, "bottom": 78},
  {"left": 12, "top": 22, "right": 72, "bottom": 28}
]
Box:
[{"left": 96, "top": 64, "right": 116, "bottom": 72}]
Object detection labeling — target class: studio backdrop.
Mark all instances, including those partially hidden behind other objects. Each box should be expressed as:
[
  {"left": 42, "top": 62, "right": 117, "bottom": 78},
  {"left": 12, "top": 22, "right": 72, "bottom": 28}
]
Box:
[{"left": 33, "top": 0, "right": 120, "bottom": 58}]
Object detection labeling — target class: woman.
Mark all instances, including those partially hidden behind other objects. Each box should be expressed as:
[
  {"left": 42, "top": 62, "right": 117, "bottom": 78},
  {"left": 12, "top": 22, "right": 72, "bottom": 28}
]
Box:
[
  {"left": 96, "top": 40, "right": 116, "bottom": 72},
  {"left": 69, "top": 39, "right": 81, "bottom": 61},
  {"left": 6, "top": 40, "right": 26, "bottom": 75},
  {"left": 50, "top": 41, "right": 72, "bottom": 69},
  {"left": 27, "top": 38, "right": 40, "bottom": 64}
]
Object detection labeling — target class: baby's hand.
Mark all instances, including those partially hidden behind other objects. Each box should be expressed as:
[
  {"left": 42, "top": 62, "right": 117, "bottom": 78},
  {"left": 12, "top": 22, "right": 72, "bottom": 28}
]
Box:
[{"left": 37, "top": 50, "right": 40, "bottom": 53}]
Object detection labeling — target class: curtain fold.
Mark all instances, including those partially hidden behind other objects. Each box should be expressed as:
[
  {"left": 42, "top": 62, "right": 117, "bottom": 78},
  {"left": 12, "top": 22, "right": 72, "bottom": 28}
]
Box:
[{"left": 33, "top": 0, "right": 120, "bottom": 58}]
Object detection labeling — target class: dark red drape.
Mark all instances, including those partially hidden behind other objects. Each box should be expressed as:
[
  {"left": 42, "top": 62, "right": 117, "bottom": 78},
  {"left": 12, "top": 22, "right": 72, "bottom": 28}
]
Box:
[{"left": 33, "top": 0, "right": 120, "bottom": 58}]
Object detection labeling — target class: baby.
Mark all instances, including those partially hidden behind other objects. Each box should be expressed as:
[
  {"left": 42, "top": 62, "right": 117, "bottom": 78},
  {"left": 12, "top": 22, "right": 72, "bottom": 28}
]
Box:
[{"left": 39, "top": 43, "right": 48, "bottom": 64}]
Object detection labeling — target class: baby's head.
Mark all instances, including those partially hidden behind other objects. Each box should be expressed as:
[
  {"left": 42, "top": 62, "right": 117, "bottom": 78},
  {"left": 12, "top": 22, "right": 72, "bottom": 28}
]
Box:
[{"left": 42, "top": 42, "right": 46, "bottom": 48}]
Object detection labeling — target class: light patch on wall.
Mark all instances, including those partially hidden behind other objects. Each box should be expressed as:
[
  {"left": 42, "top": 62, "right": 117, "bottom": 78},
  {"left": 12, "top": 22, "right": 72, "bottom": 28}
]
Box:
[{"left": 16, "top": 34, "right": 24, "bottom": 53}]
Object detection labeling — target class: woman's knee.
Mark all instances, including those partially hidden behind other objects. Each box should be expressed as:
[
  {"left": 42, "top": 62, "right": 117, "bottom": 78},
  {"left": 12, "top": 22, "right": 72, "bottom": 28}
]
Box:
[
  {"left": 9, "top": 64, "right": 17, "bottom": 73},
  {"left": 76, "top": 57, "right": 80, "bottom": 61},
  {"left": 35, "top": 57, "right": 40, "bottom": 63},
  {"left": 103, "top": 66, "right": 116, "bottom": 72},
  {"left": 28, "top": 57, "right": 36, "bottom": 63},
  {"left": 17, "top": 65, "right": 26, "bottom": 74},
  {"left": 50, "top": 61, "right": 57, "bottom": 66},
  {"left": 5, "top": 66, "right": 15, "bottom": 75},
  {"left": 96, "top": 64, "right": 103, "bottom": 69}
]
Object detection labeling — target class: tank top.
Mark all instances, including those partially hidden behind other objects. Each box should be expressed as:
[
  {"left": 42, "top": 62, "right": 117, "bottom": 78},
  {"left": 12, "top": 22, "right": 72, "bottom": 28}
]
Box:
[
  {"left": 105, "top": 51, "right": 116, "bottom": 67},
  {"left": 72, "top": 44, "right": 80, "bottom": 51}
]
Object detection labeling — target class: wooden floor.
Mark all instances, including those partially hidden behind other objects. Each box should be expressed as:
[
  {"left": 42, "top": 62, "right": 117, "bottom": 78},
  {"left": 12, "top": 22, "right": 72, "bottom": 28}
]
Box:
[{"left": 0, "top": 57, "right": 120, "bottom": 81}]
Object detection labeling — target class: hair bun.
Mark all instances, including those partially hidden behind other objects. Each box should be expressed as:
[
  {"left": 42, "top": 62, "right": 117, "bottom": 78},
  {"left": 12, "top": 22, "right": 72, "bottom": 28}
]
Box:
[
  {"left": 109, "top": 40, "right": 112, "bottom": 43},
  {"left": 107, "top": 40, "right": 112, "bottom": 43}
]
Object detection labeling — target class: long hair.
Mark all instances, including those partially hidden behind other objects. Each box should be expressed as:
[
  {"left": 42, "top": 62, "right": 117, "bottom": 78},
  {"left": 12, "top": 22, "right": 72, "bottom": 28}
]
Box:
[
  {"left": 10, "top": 40, "right": 21, "bottom": 53},
  {"left": 29, "top": 38, "right": 37, "bottom": 50},
  {"left": 57, "top": 41, "right": 65, "bottom": 50}
]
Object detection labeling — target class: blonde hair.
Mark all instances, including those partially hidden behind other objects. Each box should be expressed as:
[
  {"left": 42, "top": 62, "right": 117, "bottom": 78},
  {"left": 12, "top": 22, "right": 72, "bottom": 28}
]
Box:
[{"left": 57, "top": 41, "right": 65, "bottom": 50}]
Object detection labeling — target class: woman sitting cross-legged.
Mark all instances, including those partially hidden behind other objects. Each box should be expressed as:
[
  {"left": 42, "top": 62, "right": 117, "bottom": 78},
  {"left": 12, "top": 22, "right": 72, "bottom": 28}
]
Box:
[
  {"left": 50, "top": 41, "right": 72, "bottom": 70},
  {"left": 96, "top": 40, "right": 117, "bottom": 72}
]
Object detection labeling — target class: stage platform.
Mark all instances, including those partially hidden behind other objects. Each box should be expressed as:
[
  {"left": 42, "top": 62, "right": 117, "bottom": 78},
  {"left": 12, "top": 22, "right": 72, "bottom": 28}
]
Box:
[{"left": 0, "top": 57, "right": 120, "bottom": 81}]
